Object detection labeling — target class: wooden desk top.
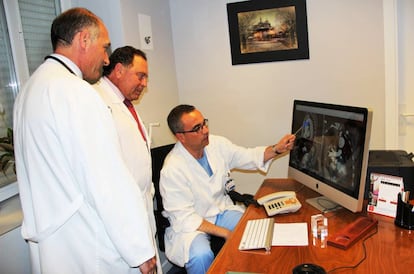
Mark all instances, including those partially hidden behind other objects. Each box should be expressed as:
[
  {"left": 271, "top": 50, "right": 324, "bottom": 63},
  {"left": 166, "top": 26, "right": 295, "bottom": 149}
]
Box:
[{"left": 208, "top": 178, "right": 414, "bottom": 274}]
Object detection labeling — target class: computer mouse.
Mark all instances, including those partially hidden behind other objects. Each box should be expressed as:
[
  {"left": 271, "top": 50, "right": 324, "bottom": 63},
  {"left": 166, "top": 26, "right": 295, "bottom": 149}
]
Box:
[{"left": 292, "top": 263, "right": 326, "bottom": 274}]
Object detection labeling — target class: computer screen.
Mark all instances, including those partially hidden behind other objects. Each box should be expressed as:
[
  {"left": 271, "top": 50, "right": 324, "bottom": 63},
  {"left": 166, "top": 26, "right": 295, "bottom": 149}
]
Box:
[{"left": 288, "top": 100, "right": 373, "bottom": 212}]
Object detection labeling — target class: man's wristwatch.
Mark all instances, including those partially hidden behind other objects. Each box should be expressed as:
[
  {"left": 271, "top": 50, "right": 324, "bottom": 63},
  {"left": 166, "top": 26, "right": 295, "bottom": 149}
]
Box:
[{"left": 272, "top": 145, "right": 281, "bottom": 155}]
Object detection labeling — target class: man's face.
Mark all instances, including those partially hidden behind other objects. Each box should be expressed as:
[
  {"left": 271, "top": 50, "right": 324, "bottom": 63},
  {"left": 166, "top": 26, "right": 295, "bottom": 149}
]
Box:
[
  {"left": 83, "top": 23, "right": 111, "bottom": 84},
  {"left": 178, "top": 110, "right": 209, "bottom": 154},
  {"left": 117, "top": 55, "right": 148, "bottom": 101}
]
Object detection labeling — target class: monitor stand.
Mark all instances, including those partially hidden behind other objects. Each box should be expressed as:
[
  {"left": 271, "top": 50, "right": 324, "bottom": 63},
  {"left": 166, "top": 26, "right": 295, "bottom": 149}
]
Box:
[{"left": 306, "top": 196, "right": 342, "bottom": 213}]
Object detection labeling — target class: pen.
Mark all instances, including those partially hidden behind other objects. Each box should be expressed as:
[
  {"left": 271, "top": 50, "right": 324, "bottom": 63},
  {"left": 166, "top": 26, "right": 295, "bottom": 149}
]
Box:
[
  {"left": 294, "top": 120, "right": 310, "bottom": 136},
  {"left": 401, "top": 191, "right": 410, "bottom": 203},
  {"left": 293, "top": 126, "right": 303, "bottom": 136}
]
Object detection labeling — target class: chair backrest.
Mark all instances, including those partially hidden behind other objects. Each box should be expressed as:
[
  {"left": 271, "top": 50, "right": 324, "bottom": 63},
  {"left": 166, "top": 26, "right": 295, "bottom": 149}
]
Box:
[{"left": 151, "top": 143, "right": 175, "bottom": 252}]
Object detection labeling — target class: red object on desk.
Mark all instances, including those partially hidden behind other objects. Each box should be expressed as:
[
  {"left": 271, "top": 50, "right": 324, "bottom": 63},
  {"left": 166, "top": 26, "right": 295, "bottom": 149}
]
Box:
[{"left": 327, "top": 216, "right": 378, "bottom": 250}]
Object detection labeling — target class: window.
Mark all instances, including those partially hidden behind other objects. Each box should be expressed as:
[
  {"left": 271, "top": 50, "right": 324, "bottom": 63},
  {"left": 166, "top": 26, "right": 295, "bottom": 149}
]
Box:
[
  {"left": 18, "top": 0, "right": 61, "bottom": 74},
  {"left": 0, "top": 0, "right": 60, "bottom": 191}
]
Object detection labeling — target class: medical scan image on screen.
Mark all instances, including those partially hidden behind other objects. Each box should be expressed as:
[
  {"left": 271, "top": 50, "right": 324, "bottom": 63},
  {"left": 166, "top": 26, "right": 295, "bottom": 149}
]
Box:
[{"left": 290, "top": 106, "right": 366, "bottom": 197}]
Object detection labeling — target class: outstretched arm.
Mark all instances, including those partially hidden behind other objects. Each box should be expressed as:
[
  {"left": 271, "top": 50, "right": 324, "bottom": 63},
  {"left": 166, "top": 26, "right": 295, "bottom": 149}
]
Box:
[{"left": 264, "top": 134, "right": 296, "bottom": 162}]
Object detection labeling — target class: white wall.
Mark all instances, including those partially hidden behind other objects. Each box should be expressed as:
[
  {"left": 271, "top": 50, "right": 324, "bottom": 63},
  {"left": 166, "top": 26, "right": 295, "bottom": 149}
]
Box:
[
  {"left": 70, "top": 0, "right": 179, "bottom": 147},
  {"left": 169, "top": 0, "right": 386, "bottom": 194},
  {"left": 68, "top": 0, "right": 388, "bottom": 194},
  {"left": 398, "top": 0, "right": 414, "bottom": 153}
]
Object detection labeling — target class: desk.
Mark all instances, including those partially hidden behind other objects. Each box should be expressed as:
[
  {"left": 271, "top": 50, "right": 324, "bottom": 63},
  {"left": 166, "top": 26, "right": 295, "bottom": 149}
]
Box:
[{"left": 208, "top": 179, "right": 414, "bottom": 273}]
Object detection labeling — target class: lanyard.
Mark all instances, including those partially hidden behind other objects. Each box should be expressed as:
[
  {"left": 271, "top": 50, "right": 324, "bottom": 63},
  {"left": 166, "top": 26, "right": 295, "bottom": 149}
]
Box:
[{"left": 44, "top": 55, "right": 75, "bottom": 75}]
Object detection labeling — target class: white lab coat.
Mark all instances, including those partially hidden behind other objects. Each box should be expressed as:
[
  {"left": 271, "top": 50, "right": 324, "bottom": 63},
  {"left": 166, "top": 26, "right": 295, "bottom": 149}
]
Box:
[
  {"left": 13, "top": 54, "right": 155, "bottom": 274},
  {"left": 159, "top": 135, "right": 271, "bottom": 266},
  {"left": 94, "top": 77, "right": 162, "bottom": 273}
]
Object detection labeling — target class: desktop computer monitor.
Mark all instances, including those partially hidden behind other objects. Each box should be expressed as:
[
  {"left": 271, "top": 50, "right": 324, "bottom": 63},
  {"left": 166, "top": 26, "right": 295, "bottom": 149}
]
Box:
[{"left": 288, "top": 100, "right": 373, "bottom": 212}]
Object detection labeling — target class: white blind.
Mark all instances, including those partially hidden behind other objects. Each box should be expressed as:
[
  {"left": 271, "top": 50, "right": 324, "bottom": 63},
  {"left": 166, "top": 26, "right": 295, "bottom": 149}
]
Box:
[{"left": 18, "top": 0, "right": 60, "bottom": 74}]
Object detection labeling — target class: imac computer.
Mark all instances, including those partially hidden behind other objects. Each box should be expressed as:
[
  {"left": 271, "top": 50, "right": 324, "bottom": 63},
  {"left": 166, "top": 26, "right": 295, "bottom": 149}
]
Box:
[{"left": 288, "top": 100, "right": 373, "bottom": 213}]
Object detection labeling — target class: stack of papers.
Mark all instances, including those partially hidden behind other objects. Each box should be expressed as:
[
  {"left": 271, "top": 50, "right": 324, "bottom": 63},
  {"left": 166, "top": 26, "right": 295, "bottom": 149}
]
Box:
[{"left": 272, "top": 222, "right": 308, "bottom": 246}]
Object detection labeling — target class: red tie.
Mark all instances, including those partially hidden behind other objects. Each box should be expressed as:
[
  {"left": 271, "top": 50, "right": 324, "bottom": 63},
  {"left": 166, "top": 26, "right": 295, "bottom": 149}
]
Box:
[{"left": 123, "top": 99, "right": 147, "bottom": 142}]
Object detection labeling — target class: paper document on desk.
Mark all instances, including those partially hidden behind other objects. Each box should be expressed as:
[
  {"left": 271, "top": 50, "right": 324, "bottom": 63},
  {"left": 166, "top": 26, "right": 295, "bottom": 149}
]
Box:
[
  {"left": 367, "top": 173, "right": 404, "bottom": 218},
  {"left": 272, "top": 223, "right": 308, "bottom": 246}
]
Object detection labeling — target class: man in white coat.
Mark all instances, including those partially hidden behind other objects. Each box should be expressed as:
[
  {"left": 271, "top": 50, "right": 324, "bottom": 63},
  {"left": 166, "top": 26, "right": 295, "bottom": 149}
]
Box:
[
  {"left": 13, "top": 8, "right": 156, "bottom": 274},
  {"left": 160, "top": 104, "right": 296, "bottom": 274},
  {"left": 93, "top": 46, "right": 162, "bottom": 273}
]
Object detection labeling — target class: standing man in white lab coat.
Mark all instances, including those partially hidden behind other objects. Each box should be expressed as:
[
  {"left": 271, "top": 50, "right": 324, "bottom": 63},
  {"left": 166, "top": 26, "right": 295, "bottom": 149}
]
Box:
[
  {"left": 160, "top": 104, "right": 295, "bottom": 274},
  {"left": 13, "top": 8, "right": 156, "bottom": 274},
  {"left": 94, "top": 46, "right": 162, "bottom": 273}
]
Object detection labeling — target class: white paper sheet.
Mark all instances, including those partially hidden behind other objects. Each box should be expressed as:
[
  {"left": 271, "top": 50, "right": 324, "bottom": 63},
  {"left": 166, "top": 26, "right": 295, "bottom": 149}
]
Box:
[{"left": 272, "top": 222, "right": 308, "bottom": 246}]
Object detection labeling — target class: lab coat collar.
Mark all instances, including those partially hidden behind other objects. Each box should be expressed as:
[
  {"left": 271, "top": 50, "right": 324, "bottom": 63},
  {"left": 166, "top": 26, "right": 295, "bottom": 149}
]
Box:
[
  {"left": 48, "top": 53, "right": 82, "bottom": 78},
  {"left": 102, "top": 76, "right": 125, "bottom": 104}
]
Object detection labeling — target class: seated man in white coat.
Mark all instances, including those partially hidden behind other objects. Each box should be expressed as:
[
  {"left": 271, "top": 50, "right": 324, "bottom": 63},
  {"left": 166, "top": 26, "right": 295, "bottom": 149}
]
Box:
[
  {"left": 159, "top": 104, "right": 295, "bottom": 274},
  {"left": 94, "top": 46, "right": 162, "bottom": 273}
]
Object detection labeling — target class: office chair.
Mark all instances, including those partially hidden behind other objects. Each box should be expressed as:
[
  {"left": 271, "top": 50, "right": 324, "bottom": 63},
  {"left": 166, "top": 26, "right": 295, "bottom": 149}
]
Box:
[
  {"left": 151, "top": 144, "right": 186, "bottom": 274},
  {"left": 151, "top": 143, "right": 175, "bottom": 252}
]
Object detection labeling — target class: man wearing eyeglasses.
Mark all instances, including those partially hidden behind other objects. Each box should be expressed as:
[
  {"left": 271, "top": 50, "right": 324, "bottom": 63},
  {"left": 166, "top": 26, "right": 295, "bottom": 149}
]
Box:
[{"left": 159, "top": 104, "right": 295, "bottom": 274}]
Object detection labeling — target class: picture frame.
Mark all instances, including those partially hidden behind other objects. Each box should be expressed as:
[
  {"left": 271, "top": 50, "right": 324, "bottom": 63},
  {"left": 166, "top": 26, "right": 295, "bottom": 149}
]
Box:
[{"left": 227, "top": 0, "right": 309, "bottom": 65}]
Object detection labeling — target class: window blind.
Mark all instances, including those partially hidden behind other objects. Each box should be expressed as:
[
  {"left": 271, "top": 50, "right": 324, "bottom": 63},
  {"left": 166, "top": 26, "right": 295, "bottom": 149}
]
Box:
[
  {"left": 0, "top": 0, "right": 60, "bottom": 188},
  {"left": 17, "top": 0, "right": 60, "bottom": 74}
]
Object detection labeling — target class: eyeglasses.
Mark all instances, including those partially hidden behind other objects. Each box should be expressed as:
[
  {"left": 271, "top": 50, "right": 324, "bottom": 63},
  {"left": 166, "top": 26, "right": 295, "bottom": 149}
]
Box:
[
  {"left": 137, "top": 72, "right": 148, "bottom": 81},
  {"left": 177, "top": 119, "right": 209, "bottom": 134}
]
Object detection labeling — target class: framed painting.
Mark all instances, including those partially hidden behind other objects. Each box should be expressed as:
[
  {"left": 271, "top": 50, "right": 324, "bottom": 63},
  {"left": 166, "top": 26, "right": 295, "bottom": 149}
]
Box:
[{"left": 227, "top": 0, "right": 309, "bottom": 65}]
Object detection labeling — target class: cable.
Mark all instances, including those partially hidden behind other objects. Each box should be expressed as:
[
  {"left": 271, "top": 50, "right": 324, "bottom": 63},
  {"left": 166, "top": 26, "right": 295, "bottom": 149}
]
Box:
[{"left": 326, "top": 226, "right": 378, "bottom": 273}]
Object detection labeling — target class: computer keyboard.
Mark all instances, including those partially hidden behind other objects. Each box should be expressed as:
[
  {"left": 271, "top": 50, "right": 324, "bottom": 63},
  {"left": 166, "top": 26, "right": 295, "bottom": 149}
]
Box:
[{"left": 239, "top": 218, "right": 274, "bottom": 251}]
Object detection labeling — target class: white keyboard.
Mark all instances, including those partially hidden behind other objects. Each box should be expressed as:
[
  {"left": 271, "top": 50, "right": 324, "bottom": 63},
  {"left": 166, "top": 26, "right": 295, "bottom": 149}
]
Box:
[{"left": 239, "top": 218, "right": 274, "bottom": 251}]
